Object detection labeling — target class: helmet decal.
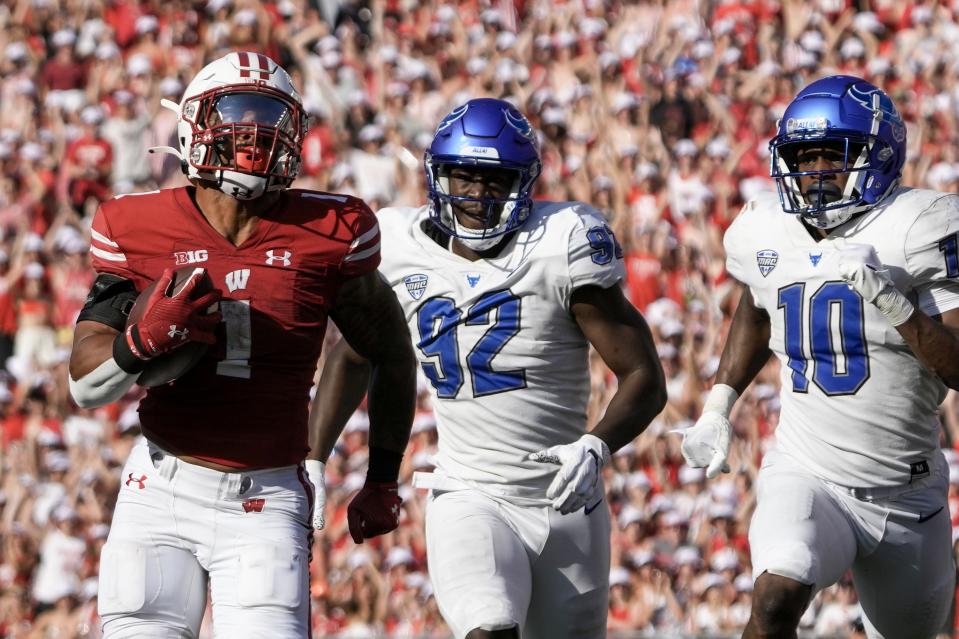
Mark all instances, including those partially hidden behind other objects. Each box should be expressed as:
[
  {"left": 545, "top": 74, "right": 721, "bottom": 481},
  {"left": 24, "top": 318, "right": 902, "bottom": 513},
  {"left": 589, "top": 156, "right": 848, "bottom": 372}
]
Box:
[
  {"left": 435, "top": 104, "right": 469, "bottom": 134},
  {"left": 503, "top": 108, "right": 534, "bottom": 140}
]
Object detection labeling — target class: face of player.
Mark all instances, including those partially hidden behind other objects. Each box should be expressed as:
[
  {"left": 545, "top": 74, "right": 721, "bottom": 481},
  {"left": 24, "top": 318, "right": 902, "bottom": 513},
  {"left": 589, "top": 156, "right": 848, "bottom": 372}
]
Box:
[
  {"left": 446, "top": 165, "right": 516, "bottom": 230},
  {"left": 793, "top": 141, "right": 856, "bottom": 206},
  {"left": 206, "top": 93, "right": 295, "bottom": 172}
]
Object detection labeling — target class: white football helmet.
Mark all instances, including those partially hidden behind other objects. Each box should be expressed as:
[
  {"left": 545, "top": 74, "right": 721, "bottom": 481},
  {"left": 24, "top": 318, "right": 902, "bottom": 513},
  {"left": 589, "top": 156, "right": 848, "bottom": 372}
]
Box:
[{"left": 152, "top": 52, "right": 308, "bottom": 200}]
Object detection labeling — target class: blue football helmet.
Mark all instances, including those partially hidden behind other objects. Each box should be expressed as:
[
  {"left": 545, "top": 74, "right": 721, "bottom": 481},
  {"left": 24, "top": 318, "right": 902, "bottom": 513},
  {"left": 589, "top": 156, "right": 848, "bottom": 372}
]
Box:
[
  {"left": 770, "top": 75, "right": 906, "bottom": 229},
  {"left": 425, "top": 98, "right": 541, "bottom": 250}
]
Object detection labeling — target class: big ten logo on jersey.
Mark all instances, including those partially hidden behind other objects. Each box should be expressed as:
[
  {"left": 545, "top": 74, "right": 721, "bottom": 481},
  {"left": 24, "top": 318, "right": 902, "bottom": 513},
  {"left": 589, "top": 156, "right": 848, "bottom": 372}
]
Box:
[{"left": 174, "top": 249, "right": 209, "bottom": 265}]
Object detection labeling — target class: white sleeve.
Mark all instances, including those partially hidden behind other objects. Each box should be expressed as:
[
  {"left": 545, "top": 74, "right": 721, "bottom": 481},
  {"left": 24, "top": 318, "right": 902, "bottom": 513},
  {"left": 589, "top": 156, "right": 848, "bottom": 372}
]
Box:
[
  {"left": 69, "top": 358, "right": 138, "bottom": 408},
  {"left": 563, "top": 205, "right": 625, "bottom": 309},
  {"left": 723, "top": 201, "right": 765, "bottom": 308},
  {"left": 904, "top": 194, "right": 959, "bottom": 316}
]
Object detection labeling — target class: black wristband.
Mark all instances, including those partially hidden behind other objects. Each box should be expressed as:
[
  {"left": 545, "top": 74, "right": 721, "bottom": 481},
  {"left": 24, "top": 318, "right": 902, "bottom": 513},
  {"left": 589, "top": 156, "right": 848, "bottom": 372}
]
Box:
[
  {"left": 367, "top": 446, "right": 403, "bottom": 483},
  {"left": 112, "top": 330, "right": 148, "bottom": 374}
]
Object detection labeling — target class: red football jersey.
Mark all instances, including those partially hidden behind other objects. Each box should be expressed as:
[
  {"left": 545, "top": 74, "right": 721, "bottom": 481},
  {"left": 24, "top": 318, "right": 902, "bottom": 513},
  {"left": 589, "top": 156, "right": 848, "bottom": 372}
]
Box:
[{"left": 89, "top": 187, "right": 380, "bottom": 468}]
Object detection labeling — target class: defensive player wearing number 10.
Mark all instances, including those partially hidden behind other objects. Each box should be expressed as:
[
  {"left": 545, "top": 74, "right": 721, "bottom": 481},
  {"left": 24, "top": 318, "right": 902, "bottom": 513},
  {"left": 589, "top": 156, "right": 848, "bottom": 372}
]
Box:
[
  {"left": 680, "top": 75, "right": 959, "bottom": 638},
  {"left": 310, "top": 98, "right": 667, "bottom": 639}
]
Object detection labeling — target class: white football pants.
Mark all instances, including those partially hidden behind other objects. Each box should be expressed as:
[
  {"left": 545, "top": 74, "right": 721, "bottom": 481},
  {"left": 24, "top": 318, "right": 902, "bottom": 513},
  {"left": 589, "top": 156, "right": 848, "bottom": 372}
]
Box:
[
  {"left": 749, "top": 449, "right": 955, "bottom": 639},
  {"left": 422, "top": 480, "right": 610, "bottom": 639},
  {"left": 98, "top": 441, "right": 313, "bottom": 639}
]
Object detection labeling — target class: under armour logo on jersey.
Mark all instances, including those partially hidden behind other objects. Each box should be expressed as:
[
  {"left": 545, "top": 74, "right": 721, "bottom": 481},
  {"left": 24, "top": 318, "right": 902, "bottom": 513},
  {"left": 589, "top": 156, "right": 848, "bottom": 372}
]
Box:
[
  {"left": 265, "top": 249, "right": 292, "bottom": 266},
  {"left": 168, "top": 325, "right": 189, "bottom": 341},
  {"left": 225, "top": 269, "right": 251, "bottom": 292},
  {"left": 405, "top": 273, "right": 428, "bottom": 299},
  {"left": 809, "top": 252, "right": 823, "bottom": 267},
  {"left": 756, "top": 249, "right": 779, "bottom": 277},
  {"left": 125, "top": 473, "right": 147, "bottom": 489},
  {"left": 466, "top": 273, "right": 481, "bottom": 288}
]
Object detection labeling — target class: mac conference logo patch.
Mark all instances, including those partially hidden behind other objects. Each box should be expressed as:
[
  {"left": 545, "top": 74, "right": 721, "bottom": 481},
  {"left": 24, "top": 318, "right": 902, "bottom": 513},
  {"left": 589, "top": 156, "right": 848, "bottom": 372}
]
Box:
[
  {"left": 405, "top": 274, "right": 428, "bottom": 300},
  {"left": 756, "top": 249, "right": 779, "bottom": 277}
]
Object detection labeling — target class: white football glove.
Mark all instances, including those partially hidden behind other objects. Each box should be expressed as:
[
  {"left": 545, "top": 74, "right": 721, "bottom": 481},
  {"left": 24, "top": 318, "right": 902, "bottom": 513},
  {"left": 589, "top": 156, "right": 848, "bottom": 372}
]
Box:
[
  {"left": 832, "top": 239, "right": 914, "bottom": 326},
  {"left": 304, "top": 459, "right": 327, "bottom": 530},
  {"left": 528, "top": 433, "right": 610, "bottom": 514},
  {"left": 677, "top": 384, "right": 737, "bottom": 479}
]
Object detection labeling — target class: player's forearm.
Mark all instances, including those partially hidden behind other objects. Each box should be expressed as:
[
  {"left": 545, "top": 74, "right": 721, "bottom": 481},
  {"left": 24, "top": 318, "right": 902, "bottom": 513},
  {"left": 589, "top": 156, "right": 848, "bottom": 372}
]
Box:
[
  {"left": 714, "top": 293, "right": 773, "bottom": 395},
  {"left": 366, "top": 339, "right": 417, "bottom": 455},
  {"left": 590, "top": 366, "right": 667, "bottom": 453},
  {"left": 896, "top": 312, "right": 959, "bottom": 390},
  {"left": 309, "top": 340, "right": 373, "bottom": 462}
]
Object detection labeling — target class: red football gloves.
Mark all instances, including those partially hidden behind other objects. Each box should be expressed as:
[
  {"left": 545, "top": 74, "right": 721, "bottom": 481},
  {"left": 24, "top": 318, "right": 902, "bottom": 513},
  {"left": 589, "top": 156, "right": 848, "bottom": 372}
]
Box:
[
  {"left": 125, "top": 268, "right": 222, "bottom": 360},
  {"left": 347, "top": 482, "right": 401, "bottom": 544}
]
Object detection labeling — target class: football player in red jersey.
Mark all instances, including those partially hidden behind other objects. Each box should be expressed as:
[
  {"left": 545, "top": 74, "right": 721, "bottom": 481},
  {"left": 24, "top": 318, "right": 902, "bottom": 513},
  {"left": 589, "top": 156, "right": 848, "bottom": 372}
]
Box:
[{"left": 67, "top": 52, "right": 416, "bottom": 639}]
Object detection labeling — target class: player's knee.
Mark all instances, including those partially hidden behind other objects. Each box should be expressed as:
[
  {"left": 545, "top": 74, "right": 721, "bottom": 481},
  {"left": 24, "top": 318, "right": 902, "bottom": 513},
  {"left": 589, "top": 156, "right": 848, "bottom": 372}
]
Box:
[
  {"left": 750, "top": 571, "right": 813, "bottom": 635},
  {"left": 465, "top": 624, "right": 520, "bottom": 639}
]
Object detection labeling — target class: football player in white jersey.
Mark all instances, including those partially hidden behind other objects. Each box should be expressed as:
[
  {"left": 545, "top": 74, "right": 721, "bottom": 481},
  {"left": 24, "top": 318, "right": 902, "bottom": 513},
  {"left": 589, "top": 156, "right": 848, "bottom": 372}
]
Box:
[
  {"left": 307, "top": 98, "right": 667, "bottom": 639},
  {"left": 680, "top": 75, "right": 959, "bottom": 638}
]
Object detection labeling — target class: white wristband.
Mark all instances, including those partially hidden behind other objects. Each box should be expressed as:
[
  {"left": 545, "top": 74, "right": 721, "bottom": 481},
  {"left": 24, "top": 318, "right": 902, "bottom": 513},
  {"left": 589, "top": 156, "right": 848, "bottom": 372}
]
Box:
[
  {"left": 304, "top": 459, "right": 325, "bottom": 482},
  {"left": 702, "top": 383, "right": 738, "bottom": 418}
]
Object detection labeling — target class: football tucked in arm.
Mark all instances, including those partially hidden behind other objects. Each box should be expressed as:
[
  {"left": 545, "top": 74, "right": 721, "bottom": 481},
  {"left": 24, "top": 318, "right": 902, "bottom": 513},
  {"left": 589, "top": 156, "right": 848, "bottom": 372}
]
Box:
[{"left": 127, "top": 267, "right": 218, "bottom": 387}]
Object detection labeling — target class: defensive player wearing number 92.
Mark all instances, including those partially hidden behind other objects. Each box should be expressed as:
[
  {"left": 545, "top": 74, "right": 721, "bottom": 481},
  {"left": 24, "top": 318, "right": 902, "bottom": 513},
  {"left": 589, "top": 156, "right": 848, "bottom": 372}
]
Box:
[
  {"left": 679, "top": 75, "right": 959, "bottom": 638},
  {"left": 67, "top": 52, "right": 417, "bottom": 638},
  {"left": 308, "top": 98, "right": 667, "bottom": 639}
]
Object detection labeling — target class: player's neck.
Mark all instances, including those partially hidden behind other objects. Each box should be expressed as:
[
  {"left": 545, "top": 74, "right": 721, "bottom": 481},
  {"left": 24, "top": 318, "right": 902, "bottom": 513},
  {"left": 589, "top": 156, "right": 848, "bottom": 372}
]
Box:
[
  {"left": 192, "top": 185, "right": 281, "bottom": 246},
  {"left": 450, "top": 236, "right": 510, "bottom": 261}
]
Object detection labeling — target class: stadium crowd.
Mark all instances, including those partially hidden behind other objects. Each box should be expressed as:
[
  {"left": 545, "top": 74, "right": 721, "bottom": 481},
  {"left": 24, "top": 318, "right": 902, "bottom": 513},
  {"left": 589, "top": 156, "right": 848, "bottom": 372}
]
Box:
[{"left": 2, "top": 0, "right": 959, "bottom": 636}]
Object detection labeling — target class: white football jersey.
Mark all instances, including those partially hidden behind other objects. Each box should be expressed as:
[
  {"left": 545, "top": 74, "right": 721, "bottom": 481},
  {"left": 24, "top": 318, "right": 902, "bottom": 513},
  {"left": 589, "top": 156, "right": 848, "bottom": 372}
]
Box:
[
  {"left": 377, "top": 202, "right": 625, "bottom": 504},
  {"left": 725, "top": 187, "right": 959, "bottom": 487}
]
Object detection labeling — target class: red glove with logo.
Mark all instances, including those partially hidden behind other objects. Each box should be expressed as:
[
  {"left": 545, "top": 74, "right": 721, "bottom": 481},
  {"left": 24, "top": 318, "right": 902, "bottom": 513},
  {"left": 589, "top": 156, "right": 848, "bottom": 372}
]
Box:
[
  {"left": 125, "top": 268, "right": 222, "bottom": 360},
  {"left": 347, "top": 482, "right": 402, "bottom": 544}
]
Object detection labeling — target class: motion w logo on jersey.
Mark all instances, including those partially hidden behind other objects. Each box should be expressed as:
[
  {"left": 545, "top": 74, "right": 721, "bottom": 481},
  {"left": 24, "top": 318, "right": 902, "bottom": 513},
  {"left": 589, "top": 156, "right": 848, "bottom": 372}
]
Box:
[{"left": 225, "top": 269, "right": 250, "bottom": 292}]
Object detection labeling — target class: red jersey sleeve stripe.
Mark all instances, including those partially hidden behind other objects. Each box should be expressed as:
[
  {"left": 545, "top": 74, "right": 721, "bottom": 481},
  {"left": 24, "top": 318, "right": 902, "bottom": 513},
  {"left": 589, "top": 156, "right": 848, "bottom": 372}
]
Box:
[
  {"left": 91, "top": 228, "right": 119, "bottom": 248},
  {"left": 349, "top": 225, "right": 380, "bottom": 250},
  {"left": 343, "top": 242, "right": 380, "bottom": 263},
  {"left": 90, "top": 246, "right": 127, "bottom": 262}
]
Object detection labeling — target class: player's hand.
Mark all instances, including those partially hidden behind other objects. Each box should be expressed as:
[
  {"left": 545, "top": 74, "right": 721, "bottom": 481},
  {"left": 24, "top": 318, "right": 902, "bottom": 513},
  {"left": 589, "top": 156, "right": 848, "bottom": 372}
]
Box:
[
  {"left": 832, "top": 239, "right": 914, "bottom": 326},
  {"left": 677, "top": 412, "right": 732, "bottom": 479},
  {"left": 127, "top": 268, "right": 222, "bottom": 360},
  {"left": 528, "top": 433, "right": 610, "bottom": 514},
  {"left": 303, "top": 459, "right": 327, "bottom": 530},
  {"left": 347, "top": 481, "right": 401, "bottom": 544}
]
